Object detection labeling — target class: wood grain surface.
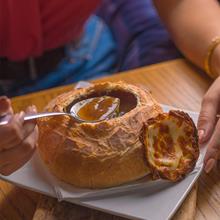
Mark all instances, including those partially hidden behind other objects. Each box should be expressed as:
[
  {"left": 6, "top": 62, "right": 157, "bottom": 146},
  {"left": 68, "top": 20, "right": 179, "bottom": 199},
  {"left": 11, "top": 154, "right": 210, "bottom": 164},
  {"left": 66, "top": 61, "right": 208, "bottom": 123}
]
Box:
[{"left": 0, "top": 59, "right": 215, "bottom": 220}]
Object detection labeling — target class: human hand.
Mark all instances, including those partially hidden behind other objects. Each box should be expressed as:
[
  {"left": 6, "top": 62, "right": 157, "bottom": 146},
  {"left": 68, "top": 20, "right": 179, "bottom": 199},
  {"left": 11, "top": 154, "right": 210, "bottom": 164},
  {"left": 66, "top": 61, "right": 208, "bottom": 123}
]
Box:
[
  {"left": 0, "top": 96, "right": 38, "bottom": 175},
  {"left": 197, "top": 77, "right": 220, "bottom": 173}
]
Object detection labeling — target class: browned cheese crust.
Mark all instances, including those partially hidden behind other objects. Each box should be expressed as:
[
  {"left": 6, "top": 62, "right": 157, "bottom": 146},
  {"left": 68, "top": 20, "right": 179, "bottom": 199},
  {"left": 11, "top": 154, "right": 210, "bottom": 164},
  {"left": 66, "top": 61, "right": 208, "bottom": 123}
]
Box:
[
  {"left": 143, "top": 110, "right": 199, "bottom": 182},
  {"left": 37, "top": 82, "right": 162, "bottom": 188}
]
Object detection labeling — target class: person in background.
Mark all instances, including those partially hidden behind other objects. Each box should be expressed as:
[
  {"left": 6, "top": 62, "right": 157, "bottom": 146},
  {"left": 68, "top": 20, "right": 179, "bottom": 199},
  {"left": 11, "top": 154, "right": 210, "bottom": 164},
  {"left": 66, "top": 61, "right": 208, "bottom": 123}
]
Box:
[{"left": 0, "top": 0, "right": 180, "bottom": 97}]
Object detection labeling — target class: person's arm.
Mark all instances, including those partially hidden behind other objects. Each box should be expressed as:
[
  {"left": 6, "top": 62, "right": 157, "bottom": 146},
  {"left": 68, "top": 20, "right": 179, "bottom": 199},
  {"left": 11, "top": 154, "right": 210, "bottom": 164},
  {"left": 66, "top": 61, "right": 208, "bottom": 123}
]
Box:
[
  {"left": 0, "top": 97, "right": 38, "bottom": 175},
  {"left": 153, "top": 0, "right": 220, "bottom": 76},
  {"left": 154, "top": 0, "right": 220, "bottom": 173}
]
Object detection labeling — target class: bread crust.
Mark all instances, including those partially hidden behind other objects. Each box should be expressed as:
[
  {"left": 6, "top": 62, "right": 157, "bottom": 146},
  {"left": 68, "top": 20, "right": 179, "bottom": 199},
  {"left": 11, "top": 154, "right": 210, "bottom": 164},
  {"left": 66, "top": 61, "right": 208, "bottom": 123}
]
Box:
[{"left": 37, "top": 82, "right": 162, "bottom": 188}]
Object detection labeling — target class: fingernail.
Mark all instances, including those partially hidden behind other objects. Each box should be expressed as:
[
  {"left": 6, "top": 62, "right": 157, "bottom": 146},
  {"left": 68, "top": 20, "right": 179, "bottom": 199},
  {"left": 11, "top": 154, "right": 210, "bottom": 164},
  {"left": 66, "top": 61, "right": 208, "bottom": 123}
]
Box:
[
  {"left": 198, "top": 130, "right": 205, "bottom": 143},
  {"left": 205, "top": 158, "right": 215, "bottom": 173}
]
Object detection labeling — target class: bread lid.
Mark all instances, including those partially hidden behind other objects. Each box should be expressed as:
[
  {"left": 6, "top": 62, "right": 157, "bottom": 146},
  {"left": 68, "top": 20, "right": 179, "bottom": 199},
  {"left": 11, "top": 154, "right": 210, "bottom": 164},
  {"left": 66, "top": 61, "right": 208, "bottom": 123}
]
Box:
[{"left": 143, "top": 110, "right": 199, "bottom": 181}]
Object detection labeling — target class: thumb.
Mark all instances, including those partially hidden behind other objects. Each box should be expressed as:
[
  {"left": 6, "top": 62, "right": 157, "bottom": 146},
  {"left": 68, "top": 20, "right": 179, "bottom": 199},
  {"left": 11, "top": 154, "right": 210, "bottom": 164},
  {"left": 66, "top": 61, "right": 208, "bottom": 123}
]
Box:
[
  {"left": 197, "top": 95, "right": 218, "bottom": 144},
  {"left": 0, "top": 96, "right": 12, "bottom": 116}
]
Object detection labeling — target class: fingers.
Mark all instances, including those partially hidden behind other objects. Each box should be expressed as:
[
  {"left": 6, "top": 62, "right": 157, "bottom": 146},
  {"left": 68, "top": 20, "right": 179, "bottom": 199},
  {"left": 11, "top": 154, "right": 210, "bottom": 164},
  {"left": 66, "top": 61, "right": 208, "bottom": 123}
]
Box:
[
  {"left": 0, "top": 104, "right": 38, "bottom": 175},
  {"left": 197, "top": 95, "right": 218, "bottom": 143},
  {"left": 204, "top": 118, "right": 220, "bottom": 173},
  {"left": 0, "top": 112, "right": 26, "bottom": 150},
  {"left": 198, "top": 77, "right": 220, "bottom": 144},
  {"left": 198, "top": 77, "right": 220, "bottom": 173},
  {"left": 0, "top": 105, "right": 38, "bottom": 151},
  {"left": 0, "top": 96, "right": 13, "bottom": 115},
  {"left": 0, "top": 127, "right": 38, "bottom": 175}
]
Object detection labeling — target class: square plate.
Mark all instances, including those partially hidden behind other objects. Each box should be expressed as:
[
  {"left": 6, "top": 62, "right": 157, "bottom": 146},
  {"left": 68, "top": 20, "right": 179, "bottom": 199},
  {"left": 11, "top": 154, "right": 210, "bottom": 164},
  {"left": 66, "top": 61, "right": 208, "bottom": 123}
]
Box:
[{"left": 0, "top": 105, "right": 204, "bottom": 220}]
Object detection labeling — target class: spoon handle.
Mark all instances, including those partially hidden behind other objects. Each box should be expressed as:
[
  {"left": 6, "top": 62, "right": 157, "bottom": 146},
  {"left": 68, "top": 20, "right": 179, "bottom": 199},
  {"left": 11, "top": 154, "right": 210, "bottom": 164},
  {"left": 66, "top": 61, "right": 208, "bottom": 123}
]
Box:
[{"left": 0, "top": 112, "right": 68, "bottom": 126}]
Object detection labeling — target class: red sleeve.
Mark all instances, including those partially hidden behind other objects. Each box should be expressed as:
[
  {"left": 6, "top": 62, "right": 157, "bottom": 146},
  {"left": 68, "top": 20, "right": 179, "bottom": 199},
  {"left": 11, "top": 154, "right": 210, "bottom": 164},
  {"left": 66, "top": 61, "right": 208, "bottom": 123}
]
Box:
[{"left": 0, "top": 0, "right": 100, "bottom": 61}]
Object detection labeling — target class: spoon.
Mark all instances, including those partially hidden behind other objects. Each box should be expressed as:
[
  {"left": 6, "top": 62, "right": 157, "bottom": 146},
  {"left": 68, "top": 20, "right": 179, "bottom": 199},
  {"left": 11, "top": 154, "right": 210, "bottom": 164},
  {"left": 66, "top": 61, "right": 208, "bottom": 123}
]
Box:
[{"left": 0, "top": 96, "right": 120, "bottom": 126}]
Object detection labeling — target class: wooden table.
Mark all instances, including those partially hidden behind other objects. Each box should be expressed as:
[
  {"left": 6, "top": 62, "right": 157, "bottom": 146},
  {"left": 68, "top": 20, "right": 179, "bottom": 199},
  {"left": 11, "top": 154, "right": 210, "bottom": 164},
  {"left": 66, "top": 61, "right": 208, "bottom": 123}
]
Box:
[{"left": 0, "top": 59, "right": 217, "bottom": 220}]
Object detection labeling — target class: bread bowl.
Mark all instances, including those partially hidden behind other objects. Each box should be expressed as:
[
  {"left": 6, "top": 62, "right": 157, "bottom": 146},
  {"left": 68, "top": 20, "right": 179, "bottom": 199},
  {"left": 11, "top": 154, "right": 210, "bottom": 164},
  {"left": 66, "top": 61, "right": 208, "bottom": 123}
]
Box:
[
  {"left": 37, "top": 81, "right": 199, "bottom": 188},
  {"left": 37, "top": 82, "right": 162, "bottom": 188}
]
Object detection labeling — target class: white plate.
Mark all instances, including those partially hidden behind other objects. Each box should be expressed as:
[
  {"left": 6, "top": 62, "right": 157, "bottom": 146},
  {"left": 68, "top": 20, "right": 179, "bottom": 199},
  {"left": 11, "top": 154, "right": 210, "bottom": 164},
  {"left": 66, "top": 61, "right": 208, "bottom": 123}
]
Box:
[{"left": 0, "top": 105, "right": 204, "bottom": 220}]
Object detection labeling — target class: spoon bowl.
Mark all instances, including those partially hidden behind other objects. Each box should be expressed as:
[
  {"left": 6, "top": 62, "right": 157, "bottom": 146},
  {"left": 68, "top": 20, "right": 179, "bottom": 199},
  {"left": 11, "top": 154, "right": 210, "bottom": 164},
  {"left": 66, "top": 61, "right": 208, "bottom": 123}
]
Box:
[{"left": 70, "top": 96, "right": 120, "bottom": 123}]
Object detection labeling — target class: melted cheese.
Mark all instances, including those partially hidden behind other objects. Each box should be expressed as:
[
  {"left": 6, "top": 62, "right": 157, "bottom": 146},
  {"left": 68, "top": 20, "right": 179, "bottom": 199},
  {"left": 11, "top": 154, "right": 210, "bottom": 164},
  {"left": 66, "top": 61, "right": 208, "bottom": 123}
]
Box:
[
  {"left": 148, "top": 119, "right": 185, "bottom": 168},
  {"left": 144, "top": 111, "right": 198, "bottom": 181}
]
